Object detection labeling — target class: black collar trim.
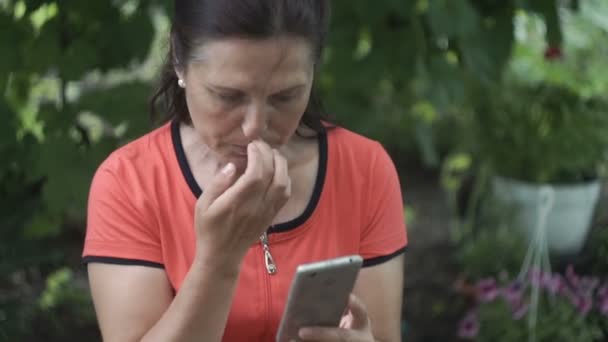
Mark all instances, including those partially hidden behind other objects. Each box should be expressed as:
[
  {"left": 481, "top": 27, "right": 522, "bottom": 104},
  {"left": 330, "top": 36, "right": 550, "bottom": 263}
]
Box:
[{"left": 171, "top": 120, "right": 328, "bottom": 234}]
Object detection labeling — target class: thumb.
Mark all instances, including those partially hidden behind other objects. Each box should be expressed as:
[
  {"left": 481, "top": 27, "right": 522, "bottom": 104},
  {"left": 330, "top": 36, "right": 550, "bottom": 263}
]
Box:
[
  {"left": 346, "top": 294, "right": 370, "bottom": 330},
  {"left": 197, "top": 162, "right": 237, "bottom": 210}
]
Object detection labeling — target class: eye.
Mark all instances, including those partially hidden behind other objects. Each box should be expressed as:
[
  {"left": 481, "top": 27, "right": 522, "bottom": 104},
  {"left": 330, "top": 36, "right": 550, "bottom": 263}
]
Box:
[
  {"left": 207, "top": 87, "right": 245, "bottom": 104},
  {"left": 217, "top": 92, "right": 244, "bottom": 104},
  {"left": 271, "top": 93, "right": 296, "bottom": 104}
]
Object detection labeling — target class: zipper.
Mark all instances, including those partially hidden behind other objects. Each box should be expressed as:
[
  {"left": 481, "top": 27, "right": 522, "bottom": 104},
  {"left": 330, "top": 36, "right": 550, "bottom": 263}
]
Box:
[
  {"left": 259, "top": 234, "right": 274, "bottom": 341},
  {"left": 259, "top": 231, "right": 277, "bottom": 275}
]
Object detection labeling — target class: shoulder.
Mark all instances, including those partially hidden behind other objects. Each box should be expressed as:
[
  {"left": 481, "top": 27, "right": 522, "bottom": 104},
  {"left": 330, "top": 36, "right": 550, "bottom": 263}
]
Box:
[
  {"left": 326, "top": 125, "right": 381, "bottom": 149},
  {"left": 325, "top": 125, "right": 392, "bottom": 172},
  {"left": 97, "top": 122, "right": 172, "bottom": 178},
  {"left": 90, "top": 123, "right": 175, "bottom": 202}
]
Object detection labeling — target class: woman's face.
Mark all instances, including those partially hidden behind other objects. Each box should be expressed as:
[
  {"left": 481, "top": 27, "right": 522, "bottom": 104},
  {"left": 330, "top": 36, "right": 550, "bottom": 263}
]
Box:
[{"left": 179, "top": 36, "right": 315, "bottom": 171}]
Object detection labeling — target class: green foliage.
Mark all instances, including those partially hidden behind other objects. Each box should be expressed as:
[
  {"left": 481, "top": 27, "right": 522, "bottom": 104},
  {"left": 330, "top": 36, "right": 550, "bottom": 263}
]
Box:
[
  {"left": 323, "top": 1, "right": 574, "bottom": 164},
  {"left": 474, "top": 294, "right": 604, "bottom": 341},
  {"left": 1, "top": 0, "right": 157, "bottom": 240},
  {"left": 588, "top": 226, "right": 608, "bottom": 276},
  {"left": 37, "top": 268, "right": 96, "bottom": 338},
  {"left": 457, "top": 225, "right": 528, "bottom": 280},
  {"left": 1, "top": 1, "right": 158, "bottom": 339},
  {"left": 473, "top": 83, "right": 608, "bottom": 183},
  {"left": 462, "top": 0, "right": 608, "bottom": 185},
  {"left": 323, "top": 0, "right": 523, "bottom": 151},
  {"left": 460, "top": 265, "right": 608, "bottom": 341},
  {"left": 0, "top": 0, "right": 592, "bottom": 340},
  {"left": 510, "top": 1, "right": 608, "bottom": 97}
]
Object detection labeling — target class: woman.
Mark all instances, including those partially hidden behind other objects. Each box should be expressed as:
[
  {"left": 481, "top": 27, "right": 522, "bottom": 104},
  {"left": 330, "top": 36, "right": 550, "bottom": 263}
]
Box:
[{"left": 83, "top": 1, "right": 407, "bottom": 341}]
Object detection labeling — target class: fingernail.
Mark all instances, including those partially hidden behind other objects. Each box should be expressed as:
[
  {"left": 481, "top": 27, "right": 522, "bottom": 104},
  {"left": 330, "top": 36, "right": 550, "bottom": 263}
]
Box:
[{"left": 221, "top": 163, "right": 235, "bottom": 175}]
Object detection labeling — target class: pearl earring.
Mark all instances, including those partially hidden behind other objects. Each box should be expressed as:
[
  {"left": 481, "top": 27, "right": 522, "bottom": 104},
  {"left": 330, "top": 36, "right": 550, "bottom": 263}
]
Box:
[{"left": 178, "top": 79, "right": 186, "bottom": 88}]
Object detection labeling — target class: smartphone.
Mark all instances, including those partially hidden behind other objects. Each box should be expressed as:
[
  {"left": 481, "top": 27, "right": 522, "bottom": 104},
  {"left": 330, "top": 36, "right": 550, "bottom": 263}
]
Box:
[{"left": 275, "top": 254, "right": 363, "bottom": 342}]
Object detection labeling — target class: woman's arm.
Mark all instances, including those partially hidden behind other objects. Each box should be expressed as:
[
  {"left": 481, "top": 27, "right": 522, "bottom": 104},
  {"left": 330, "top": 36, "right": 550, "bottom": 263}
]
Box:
[
  {"left": 88, "top": 252, "right": 242, "bottom": 342},
  {"left": 353, "top": 255, "right": 405, "bottom": 342},
  {"left": 88, "top": 141, "right": 290, "bottom": 342}
]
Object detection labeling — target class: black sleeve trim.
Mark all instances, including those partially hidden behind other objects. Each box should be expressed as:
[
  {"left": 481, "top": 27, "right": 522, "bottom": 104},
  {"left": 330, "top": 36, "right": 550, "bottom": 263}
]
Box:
[
  {"left": 82, "top": 256, "right": 165, "bottom": 269},
  {"left": 362, "top": 245, "right": 408, "bottom": 268}
]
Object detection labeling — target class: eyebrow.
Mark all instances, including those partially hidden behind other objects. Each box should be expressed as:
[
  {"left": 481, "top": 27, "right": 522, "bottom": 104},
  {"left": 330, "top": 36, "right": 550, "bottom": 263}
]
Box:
[{"left": 207, "top": 84, "right": 306, "bottom": 95}]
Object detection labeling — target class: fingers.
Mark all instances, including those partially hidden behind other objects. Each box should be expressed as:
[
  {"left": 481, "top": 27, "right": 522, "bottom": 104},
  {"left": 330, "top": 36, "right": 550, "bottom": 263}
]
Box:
[
  {"left": 218, "top": 140, "right": 269, "bottom": 198},
  {"left": 268, "top": 149, "right": 291, "bottom": 211},
  {"left": 196, "top": 162, "right": 237, "bottom": 211},
  {"left": 243, "top": 141, "right": 264, "bottom": 184},
  {"left": 253, "top": 140, "right": 275, "bottom": 181},
  {"left": 339, "top": 311, "right": 354, "bottom": 329},
  {"left": 208, "top": 140, "right": 287, "bottom": 215},
  {"left": 299, "top": 294, "right": 372, "bottom": 342},
  {"left": 298, "top": 327, "right": 354, "bottom": 342},
  {"left": 238, "top": 140, "right": 274, "bottom": 194}
]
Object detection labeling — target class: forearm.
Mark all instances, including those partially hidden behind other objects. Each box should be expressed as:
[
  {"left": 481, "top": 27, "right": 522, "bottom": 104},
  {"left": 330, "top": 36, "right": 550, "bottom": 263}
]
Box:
[{"left": 141, "top": 253, "right": 241, "bottom": 342}]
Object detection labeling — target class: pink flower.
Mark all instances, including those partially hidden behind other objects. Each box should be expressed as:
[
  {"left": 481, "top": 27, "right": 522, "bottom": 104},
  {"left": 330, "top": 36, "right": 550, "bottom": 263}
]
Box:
[
  {"left": 598, "top": 296, "right": 608, "bottom": 316},
  {"left": 598, "top": 285, "right": 608, "bottom": 299},
  {"left": 511, "top": 300, "right": 529, "bottom": 320},
  {"left": 577, "top": 277, "right": 599, "bottom": 296},
  {"left": 559, "top": 282, "right": 574, "bottom": 299},
  {"left": 476, "top": 278, "right": 498, "bottom": 303},
  {"left": 565, "top": 265, "right": 580, "bottom": 288},
  {"left": 458, "top": 311, "right": 479, "bottom": 339},
  {"left": 501, "top": 280, "right": 524, "bottom": 304},
  {"left": 572, "top": 295, "right": 593, "bottom": 316},
  {"left": 542, "top": 274, "right": 563, "bottom": 296}
]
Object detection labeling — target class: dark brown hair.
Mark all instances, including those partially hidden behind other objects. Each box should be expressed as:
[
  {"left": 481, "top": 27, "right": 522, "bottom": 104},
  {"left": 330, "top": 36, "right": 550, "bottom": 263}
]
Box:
[{"left": 150, "top": 0, "right": 331, "bottom": 134}]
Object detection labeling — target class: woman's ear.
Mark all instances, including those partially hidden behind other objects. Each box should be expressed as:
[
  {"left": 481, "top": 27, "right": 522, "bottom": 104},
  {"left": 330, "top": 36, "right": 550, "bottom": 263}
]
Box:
[{"left": 175, "top": 68, "right": 185, "bottom": 82}]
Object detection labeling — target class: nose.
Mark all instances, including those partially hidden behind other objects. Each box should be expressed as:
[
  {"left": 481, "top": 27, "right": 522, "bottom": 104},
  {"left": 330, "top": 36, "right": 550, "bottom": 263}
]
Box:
[{"left": 241, "top": 102, "right": 268, "bottom": 140}]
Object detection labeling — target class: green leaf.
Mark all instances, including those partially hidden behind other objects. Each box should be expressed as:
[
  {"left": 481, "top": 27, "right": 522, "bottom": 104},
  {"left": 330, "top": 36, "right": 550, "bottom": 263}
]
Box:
[
  {"left": 24, "top": 211, "right": 62, "bottom": 238},
  {"left": 30, "top": 132, "right": 95, "bottom": 219},
  {"left": 75, "top": 81, "right": 153, "bottom": 137},
  {"left": 525, "top": 0, "right": 563, "bottom": 46},
  {"left": 22, "top": 17, "right": 61, "bottom": 74},
  {"left": 0, "top": 12, "right": 30, "bottom": 74},
  {"left": 460, "top": 5, "right": 515, "bottom": 84},
  {"left": 0, "top": 98, "right": 17, "bottom": 157},
  {"left": 428, "top": 0, "right": 479, "bottom": 38},
  {"left": 61, "top": 38, "right": 100, "bottom": 80}
]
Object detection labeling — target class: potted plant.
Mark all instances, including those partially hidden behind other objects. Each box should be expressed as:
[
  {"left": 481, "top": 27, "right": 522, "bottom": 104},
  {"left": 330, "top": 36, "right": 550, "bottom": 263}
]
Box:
[{"left": 473, "top": 83, "right": 608, "bottom": 255}]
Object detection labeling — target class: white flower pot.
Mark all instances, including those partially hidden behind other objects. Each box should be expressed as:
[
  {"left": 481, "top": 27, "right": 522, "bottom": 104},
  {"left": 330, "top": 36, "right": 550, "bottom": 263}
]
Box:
[{"left": 491, "top": 176, "right": 601, "bottom": 255}]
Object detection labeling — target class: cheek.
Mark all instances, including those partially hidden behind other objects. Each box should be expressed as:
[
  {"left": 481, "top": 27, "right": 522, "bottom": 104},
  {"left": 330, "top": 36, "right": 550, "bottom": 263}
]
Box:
[
  {"left": 276, "top": 94, "right": 310, "bottom": 125},
  {"left": 270, "top": 102, "right": 308, "bottom": 143},
  {"left": 185, "top": 93, "right": 241, "bottom": 144}
]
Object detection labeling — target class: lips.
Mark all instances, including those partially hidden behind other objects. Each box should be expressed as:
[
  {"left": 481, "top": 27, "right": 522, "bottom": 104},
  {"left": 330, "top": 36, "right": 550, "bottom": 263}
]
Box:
[
  {"left": 231, "top": 145, "right": 248, "bottom": 156},
  {"left": 230, "top": 140, "right": 279, "bottom": 156}
]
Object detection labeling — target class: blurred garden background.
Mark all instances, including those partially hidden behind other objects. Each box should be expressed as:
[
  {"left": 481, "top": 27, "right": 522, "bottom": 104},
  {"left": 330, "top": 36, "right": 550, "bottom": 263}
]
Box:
[{"left": 2, "top": 0, "right": 608, "bottom": 341}]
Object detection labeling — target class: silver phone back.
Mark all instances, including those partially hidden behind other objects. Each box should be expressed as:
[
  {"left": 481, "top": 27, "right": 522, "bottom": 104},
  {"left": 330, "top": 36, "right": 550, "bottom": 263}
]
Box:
[{"left": 275, "top": 255, "right": 363, "bottom": 342}]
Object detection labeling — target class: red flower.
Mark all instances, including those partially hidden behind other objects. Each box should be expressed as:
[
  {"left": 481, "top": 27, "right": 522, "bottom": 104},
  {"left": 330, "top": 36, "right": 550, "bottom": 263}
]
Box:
[{"left": 544, "top": 46, "right": 563, "bottom": 60}]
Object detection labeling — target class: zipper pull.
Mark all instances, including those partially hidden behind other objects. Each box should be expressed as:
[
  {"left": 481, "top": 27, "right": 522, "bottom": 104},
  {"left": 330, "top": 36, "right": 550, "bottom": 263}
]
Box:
[{"left": 260, "top": 232, "right": 277, "bottom": 275}]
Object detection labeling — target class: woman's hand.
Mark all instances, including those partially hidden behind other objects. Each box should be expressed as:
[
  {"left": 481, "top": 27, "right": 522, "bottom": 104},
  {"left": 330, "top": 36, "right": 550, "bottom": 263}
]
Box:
[
  {"left": 298, "top": 294, "right": 375, "bottom": 342},
  {"left": 193, "top": 140, "right": 291, "bottom": 271}
]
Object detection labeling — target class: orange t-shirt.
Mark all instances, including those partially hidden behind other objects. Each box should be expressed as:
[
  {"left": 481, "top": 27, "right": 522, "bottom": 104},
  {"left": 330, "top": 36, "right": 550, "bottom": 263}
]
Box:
[{"left": 83, "top": 121, "right": 407, "bottom": 341}]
